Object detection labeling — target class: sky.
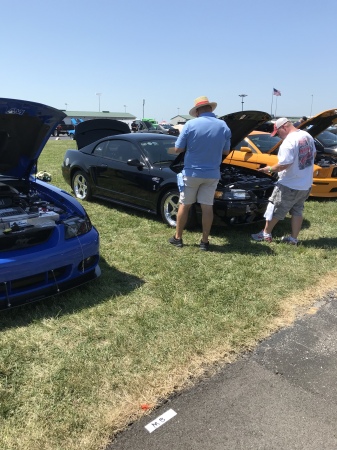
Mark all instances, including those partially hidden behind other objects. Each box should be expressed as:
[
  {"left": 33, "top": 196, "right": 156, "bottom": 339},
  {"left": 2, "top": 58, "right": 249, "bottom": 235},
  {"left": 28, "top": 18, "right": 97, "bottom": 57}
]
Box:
[{"left": 1, "top": 0, "right": 337, "bottom": 122}]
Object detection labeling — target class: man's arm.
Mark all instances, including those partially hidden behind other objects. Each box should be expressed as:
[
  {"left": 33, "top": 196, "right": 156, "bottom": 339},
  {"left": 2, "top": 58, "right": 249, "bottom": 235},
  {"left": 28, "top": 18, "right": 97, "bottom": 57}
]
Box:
[
  {"left": 222, "top": 128, "right": 231, "bottom": 156},
  {"left": 258, "top": 162, "right": 291, "bottom": 174},
  {"left": 168, "top": 147, "right": 185, "bottom": 154}
]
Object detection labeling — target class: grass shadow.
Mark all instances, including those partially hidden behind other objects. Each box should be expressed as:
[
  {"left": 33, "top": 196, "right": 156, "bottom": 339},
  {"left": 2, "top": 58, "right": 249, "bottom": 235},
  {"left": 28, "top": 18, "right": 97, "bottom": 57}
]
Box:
[
  {"left": 301, "top": 236, "right": 337, "bottom": 248},
  {"left": 0, "top": 256, "right": 144, "bottom": 331},
  {"left": 208, "top": 217, "right": 316, "bottom": 255}
]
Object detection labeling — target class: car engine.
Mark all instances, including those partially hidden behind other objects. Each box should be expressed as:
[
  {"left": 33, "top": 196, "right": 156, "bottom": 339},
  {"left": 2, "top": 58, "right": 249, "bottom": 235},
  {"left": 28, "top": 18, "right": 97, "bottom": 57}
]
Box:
[{"left": 0, "top": 181, "right": 64, "bottom": 252}]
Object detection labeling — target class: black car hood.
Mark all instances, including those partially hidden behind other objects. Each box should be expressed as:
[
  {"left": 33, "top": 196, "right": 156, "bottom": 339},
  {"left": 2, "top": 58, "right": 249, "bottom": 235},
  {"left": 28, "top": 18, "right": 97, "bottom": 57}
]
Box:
[
  {"left": 0, "top": 98, "right": 66, "bottom": 178},
  {"left": 171, "top": 110, "right": 271, "bottom": 172},
  {"left": 75, "top": 119, "right": 131, "bottom": 150},
  {"left": 218, "top": 110, "right": 272, "bottom": 147}
]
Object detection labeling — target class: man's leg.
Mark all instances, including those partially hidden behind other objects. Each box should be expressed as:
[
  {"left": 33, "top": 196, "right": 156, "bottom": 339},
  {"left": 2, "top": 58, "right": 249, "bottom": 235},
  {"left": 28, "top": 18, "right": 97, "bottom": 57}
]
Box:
[
  {"left": 174, "top": 203, "right": 192, "bottom": 239},
  {"left": 264, "top": 217, "right": 279, "bottom": 235},
  {"left": 290, "top": 215, "right": 303, "bottom": 239},
  {"left": 200, "top": 204, "right": 213, "bottom": 243}
]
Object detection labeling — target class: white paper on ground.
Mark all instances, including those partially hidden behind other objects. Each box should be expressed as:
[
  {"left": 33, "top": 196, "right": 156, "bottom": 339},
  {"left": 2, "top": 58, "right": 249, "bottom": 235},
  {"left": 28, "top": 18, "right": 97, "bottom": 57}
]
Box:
[{"left": 145, "top": 409, "right": 177, "bottom": 433}]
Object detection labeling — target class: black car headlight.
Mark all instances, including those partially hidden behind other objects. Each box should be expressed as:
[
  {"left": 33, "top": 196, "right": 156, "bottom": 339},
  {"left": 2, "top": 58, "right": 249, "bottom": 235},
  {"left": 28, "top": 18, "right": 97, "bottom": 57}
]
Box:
[
  {"left": 332, "top": 167, "right": 337, "bottom": 178},
  {"left": 63, "top": 215, "right": 92, "bottom": 239},
  {"left": 216, "top": 189, "right": 252, "bottom": 200}
]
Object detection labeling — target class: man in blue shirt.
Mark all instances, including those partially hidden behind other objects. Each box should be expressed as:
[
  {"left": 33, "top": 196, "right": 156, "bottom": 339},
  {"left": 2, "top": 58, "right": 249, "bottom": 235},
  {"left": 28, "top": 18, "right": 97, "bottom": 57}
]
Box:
[{"left": 168, "top": 96, "right": 231, "bottom": 250}]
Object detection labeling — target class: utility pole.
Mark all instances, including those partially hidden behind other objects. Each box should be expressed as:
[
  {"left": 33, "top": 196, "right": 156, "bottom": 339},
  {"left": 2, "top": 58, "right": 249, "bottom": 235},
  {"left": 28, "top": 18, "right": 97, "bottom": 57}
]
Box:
[{"left": 238, "top": 94, "right": 247, "bottom": 111}]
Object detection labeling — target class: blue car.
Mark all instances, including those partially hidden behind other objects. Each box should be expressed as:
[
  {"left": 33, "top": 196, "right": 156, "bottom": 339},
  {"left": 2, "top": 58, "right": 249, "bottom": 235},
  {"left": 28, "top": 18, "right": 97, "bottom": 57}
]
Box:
[{"left": 0, "top": 98, "right": 100, "bottom": 310}]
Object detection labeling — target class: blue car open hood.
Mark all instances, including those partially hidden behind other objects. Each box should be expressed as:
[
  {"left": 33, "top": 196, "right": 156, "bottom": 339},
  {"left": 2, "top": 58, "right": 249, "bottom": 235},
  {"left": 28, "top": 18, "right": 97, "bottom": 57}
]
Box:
[{"left": 0, "top": 98, "right": 66, "bottom": 178}]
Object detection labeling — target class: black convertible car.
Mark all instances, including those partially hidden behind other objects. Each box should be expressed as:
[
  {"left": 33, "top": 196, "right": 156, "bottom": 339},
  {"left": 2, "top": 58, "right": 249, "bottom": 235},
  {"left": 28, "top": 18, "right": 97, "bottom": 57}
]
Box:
[{"left": 61, "top": 112, "right": 275, "bottom": 227}]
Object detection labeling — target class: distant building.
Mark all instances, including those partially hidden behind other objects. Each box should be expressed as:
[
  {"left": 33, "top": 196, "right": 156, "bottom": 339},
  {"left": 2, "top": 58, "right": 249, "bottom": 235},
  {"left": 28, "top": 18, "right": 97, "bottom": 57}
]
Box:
[{"left": 170, "top": 114, "right": 193, "bottom": 125}]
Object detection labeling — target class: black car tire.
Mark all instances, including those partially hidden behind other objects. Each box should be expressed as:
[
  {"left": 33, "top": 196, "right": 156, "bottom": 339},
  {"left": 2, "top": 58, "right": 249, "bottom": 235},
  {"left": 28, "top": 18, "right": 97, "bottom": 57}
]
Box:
[
  {"left": 160, "top": 189, "right": 197, "bottom": 228},
  {"left": 72, "top": 171, "right": 92, "bottom": 201}
]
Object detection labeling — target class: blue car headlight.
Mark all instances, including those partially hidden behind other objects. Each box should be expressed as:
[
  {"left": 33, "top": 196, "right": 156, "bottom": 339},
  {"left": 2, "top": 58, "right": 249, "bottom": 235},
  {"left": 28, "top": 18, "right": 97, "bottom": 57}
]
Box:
[{"left": 63, "top": 215, "right": 92, "bottom": 239}]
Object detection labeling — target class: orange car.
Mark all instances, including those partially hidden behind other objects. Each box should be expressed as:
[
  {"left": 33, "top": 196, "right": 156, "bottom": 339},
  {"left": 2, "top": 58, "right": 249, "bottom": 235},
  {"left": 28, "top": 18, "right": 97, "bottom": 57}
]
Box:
[{"left": 221, "top": 109, "right": 337, "bottom": 198}]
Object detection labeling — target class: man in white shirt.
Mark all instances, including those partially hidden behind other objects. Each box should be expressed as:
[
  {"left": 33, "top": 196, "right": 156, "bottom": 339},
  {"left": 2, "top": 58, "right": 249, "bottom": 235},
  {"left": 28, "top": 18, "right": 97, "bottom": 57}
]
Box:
[{"left": 251, "top": 117, "right": 315, "bottom": 245}]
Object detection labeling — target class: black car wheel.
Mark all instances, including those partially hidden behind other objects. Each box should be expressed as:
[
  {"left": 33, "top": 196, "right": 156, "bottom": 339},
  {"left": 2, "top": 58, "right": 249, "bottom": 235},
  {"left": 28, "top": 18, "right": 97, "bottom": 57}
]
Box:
[
  {"left": 160, "top": 189, "right": 197, "bottom": 228},
  {"left": 72, "top": 171, "right": 92, "bottom": 200}
]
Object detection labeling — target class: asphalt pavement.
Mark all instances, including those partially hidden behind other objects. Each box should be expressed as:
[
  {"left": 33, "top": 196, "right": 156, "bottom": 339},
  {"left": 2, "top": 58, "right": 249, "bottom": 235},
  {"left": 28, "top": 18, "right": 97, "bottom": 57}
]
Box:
[{"left": 108, "top": 290, "right": 337, "bottom": 450}]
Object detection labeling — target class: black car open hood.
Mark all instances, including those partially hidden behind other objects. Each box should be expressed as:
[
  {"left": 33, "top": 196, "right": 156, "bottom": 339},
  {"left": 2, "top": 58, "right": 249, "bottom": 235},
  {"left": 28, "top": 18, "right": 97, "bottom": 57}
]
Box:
[
  {"left": 75, "top": 119, "right": 131, "bottom": 150},
  {"left": 171, "top": 110, "right": 272, "bottom": 172},
  {"left": 218, "top": 110, "right": 272, "bottom": 147},
  {"left": 0, "top": 98, "right": 66, "bottom": 178}
]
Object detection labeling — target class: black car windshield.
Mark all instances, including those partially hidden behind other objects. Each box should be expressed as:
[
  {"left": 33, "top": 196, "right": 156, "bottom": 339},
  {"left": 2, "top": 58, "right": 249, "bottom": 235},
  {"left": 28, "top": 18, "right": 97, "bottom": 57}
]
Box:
[
  {"left": 249, "top": 134, "right": 281, "bottom": 153},
  {"left": 140, "top": 139, "right": 177, "bottom": 164},
  {"left": 317, "top": 130, "right": 337, "bottom": 148}
]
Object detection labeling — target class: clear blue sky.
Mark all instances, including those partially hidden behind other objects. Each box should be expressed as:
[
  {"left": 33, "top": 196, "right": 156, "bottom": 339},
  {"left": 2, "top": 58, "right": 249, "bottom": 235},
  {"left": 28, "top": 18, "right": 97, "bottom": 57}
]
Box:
[{"left": 1, "top": 0, "right": 336, "bottom": 122}]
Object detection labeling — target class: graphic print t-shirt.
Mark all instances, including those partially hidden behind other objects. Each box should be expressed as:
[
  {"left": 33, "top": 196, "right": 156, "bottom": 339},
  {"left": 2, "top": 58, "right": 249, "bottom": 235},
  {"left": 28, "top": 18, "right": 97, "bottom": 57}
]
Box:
[
  {"left": 298, "top": 136, "right": 315, "bottom": 170},
  {"left": 277, "top": 130, "right": 315, "bottom": 190}
]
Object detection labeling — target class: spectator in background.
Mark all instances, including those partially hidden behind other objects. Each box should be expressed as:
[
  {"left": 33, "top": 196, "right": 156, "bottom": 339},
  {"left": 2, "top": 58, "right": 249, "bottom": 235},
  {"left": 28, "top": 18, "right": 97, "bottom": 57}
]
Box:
[{"left": 294, "top": 116, "right": 308, "bottom": 127}]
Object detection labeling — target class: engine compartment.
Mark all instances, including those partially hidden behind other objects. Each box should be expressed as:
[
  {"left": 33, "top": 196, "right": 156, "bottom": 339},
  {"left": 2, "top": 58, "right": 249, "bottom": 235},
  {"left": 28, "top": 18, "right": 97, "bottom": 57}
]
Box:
[
  {"left": 219, "top": 165, "right": 275, "bottom": 194},
  {"left": 0, "top": 181, "right": 65, "bottom": 250}
]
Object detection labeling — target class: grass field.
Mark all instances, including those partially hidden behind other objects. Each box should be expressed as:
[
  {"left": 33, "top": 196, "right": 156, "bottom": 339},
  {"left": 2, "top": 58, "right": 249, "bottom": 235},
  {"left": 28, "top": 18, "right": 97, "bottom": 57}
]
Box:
[{"left": 1, "top": 140, "right": 337, "bottom": 450}]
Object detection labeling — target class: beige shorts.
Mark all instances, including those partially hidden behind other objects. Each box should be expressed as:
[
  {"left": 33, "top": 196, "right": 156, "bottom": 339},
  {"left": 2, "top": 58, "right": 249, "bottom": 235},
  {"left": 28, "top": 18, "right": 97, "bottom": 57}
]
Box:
[
  {"left": 179, "top": 176, "right": 218, "bottom": 205},
  {"left": 270, "top": 184, "right": 311, "bottom": 220}
]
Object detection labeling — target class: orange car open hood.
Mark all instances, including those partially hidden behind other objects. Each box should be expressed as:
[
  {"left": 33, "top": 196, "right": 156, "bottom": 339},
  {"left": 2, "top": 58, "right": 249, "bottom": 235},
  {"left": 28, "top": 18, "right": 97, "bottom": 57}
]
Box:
[{"left": 267, "top": 108, "right": 337, "bottom": 154}]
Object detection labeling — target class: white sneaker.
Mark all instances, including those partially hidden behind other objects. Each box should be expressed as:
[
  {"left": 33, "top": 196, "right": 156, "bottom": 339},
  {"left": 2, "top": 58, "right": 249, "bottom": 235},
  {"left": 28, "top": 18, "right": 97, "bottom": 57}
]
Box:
[
  {"left": 280, "top": 236, "right": 298, "bottom": 245},
  {"left": 251, "top": 230, "right": 272, "bottom": 242}
]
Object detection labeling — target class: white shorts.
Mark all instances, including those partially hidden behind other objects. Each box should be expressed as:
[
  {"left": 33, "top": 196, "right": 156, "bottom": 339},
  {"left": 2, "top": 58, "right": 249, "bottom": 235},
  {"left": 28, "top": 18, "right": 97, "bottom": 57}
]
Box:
[{"left": 179, "top": 176, "right": 218, "bottom": 205}]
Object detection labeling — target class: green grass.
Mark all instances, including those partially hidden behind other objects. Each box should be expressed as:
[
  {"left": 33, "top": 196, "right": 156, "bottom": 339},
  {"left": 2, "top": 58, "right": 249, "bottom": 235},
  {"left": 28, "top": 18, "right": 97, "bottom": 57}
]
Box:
[{"left": 1, "top": 140, "right": 337, "bottom": 450}]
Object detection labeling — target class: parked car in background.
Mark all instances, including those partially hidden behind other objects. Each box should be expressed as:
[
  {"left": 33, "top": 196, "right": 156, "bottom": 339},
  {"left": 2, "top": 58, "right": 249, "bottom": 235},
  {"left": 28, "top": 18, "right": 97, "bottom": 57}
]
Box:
[
  {"left": 219, "top": 109, "right": 337, "bottom": 198},
  {"left": 131, "top": 120, "right": 165, "bottom": 134},
  {"left": 0, "top": 98, "right": 100, "bottom": 310},
  {"left": 327, "top": 126, "right": 337, "bottom": 135},
  {"left": 62, "top": 113, "right": 276, "bottom": 228},
  {"left": 160, "top": 123, "right": 180, "bottom": 136},
  {"left": 68, "top": 118, "right": 84, "bottom": 139},
  {"left": 314, "top": 129, "right": 337, "bottom": 157},
  {"left": 55, "top": 119, "right": 75, "bottom": 136},
  {"left": 173, "top": 124, "right": 185, "bottom": 134}
]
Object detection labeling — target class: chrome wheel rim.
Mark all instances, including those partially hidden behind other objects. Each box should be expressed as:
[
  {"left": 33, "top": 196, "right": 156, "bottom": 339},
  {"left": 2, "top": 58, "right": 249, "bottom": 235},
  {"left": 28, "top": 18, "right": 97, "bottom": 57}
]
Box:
[
  {"left": 73, "top": 174, "right": 88, "bottom": 200},
  {"left": 163, "top": 192, "right": 179, "bottom": 226}
]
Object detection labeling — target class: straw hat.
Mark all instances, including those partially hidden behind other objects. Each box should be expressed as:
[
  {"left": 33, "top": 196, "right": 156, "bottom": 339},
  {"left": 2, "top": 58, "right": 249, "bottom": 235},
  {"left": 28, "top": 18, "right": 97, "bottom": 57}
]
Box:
[{"left": 189, "top": 96, "right": 217, "bottom": 117}]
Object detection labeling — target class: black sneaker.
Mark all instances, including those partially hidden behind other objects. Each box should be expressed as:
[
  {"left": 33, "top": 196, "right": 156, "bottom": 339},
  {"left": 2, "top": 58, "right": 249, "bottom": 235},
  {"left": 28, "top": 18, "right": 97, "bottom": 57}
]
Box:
[
  {"left": 199, "top": 240, "right": 210, "bottom": 251},
  {"left": 168, "top": 236, "right": 183, "bottom": 247}
]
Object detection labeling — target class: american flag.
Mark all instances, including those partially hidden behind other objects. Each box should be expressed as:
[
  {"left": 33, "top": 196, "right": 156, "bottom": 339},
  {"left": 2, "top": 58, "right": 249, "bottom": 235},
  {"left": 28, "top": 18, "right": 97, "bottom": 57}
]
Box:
[{"left": 273, "top": 88, "right": 281, "bottom": 96}]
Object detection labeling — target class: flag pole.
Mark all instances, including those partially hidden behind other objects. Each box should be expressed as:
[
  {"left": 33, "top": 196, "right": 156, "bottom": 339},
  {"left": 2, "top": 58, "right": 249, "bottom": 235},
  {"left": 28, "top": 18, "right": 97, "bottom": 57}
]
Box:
[
  {"left": 274, "top": 96, "right": 278, "bottom": 118},
  {"left": 271, "top": 90, "right": 274, "bottom": 117}
]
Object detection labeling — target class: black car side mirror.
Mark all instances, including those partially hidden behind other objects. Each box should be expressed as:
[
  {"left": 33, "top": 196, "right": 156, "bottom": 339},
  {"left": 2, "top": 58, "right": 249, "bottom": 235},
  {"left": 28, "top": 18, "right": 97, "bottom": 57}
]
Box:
[{"left": 127, "top": 158, "right": 145, "bottom": 169}]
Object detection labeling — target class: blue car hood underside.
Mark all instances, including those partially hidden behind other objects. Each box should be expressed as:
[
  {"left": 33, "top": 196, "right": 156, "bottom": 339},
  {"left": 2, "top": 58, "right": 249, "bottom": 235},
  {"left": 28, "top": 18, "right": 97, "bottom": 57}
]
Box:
[{"left": 0, "top": 98, "right": 65, "bottom": 178}]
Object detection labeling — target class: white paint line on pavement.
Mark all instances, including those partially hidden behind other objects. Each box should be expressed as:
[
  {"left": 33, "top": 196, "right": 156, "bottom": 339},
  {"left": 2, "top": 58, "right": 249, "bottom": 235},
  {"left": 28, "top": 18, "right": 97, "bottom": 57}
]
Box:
[{"left": 145, "top": 409, "right": 177, "bottom": 433}]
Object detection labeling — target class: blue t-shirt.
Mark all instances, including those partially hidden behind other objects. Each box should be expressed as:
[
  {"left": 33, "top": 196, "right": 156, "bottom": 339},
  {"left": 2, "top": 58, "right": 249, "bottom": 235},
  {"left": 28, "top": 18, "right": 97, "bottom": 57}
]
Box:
[{"left": 175, "top": 112, "right": 231, "bottom": 179}]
